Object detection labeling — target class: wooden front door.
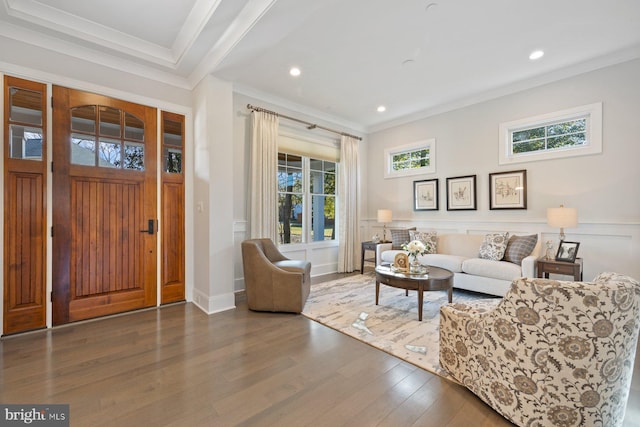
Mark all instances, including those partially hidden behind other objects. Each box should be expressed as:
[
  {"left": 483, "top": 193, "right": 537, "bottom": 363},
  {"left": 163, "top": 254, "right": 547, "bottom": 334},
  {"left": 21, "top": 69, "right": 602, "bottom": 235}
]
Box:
[{"left": 52, "top": 86, "right": 157, "bottom": 324}]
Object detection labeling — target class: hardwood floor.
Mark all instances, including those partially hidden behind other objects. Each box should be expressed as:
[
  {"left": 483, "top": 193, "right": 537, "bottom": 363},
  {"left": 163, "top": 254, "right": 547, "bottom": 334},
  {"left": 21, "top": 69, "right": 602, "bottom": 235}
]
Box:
[{"left": 1, "top": 272, "right": 639, "bottom": 426}]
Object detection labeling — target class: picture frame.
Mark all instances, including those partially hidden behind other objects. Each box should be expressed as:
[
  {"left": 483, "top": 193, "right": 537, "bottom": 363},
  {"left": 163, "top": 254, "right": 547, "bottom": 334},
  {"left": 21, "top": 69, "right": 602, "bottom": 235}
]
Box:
[
  {"left": 413, "top": 179, "right": 439, "bottom": 211},
  {"left": 446, "top": 175, "right": 476, "bottom": 211},
  {"left": 556, "top": 241, "right": 580, "bottom": 263},
  {"left": 393, "top": 252, "right": 409, "bottom": 271},
  {"left": 489, "top": 169, "right": 527, "bottom": 210}
]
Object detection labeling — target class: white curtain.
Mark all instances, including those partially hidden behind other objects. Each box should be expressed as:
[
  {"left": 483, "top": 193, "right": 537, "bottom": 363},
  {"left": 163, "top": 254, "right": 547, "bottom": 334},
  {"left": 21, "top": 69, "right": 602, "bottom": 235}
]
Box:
[
  {"left": 249, "top": 111, "right": 279, "bottom": 242},
  {"left": 337, "top": 135, "right": 360, "bottom": 272}
]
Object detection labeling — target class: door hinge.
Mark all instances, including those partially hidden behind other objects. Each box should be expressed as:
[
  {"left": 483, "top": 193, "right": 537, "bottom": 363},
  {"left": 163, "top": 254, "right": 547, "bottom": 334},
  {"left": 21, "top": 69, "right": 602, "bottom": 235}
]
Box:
[
  {"left": 51, "top": 226, "right": 54, "bottom": 237},
  {"left": 50, "top": 292, "right": 54, "bottom": 302},
  {"left": 51, "top": 97, "right": 53, "bottom": 108},
  {"left": 51, "top": 161, "right": 54, "bottom": 173}
]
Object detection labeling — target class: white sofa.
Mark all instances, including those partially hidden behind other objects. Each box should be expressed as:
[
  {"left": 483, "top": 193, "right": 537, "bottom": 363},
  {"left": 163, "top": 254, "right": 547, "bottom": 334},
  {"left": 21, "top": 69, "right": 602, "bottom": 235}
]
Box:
[{"left": 376, "top": 232, "right": 540, "bottom": 297}]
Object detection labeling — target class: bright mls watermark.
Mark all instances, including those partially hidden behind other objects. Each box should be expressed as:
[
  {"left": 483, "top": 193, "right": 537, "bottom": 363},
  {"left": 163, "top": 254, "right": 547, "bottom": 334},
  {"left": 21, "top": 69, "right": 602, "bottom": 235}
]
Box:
[{"left": 1, "top": 405, "right": 69, "bottom": 426}]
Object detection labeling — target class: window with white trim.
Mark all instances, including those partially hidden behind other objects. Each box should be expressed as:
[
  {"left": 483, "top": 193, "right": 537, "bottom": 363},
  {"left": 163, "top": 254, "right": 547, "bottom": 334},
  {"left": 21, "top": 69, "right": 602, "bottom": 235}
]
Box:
[
  {"left": 384, "top": 139, "right": 436, "bottom": 178},
  {"left": 499, "top": 102, "right": 602, "bottom": 164},
  {"left": 277, "top": 153, "right": 337, "bottom": 245}
]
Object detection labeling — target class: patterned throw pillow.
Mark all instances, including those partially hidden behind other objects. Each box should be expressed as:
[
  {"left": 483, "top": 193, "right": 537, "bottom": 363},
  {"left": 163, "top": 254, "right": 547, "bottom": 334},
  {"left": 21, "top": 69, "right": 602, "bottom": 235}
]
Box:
[
  {"left": 409, "top": 230, "right": 437, "bottom": 254},
  {"left": 503, "top": 234, "right": 538, "bottom": 265},
  {"left": 390, "top": 228, "right": 416, "bottom": 250},
  {"left": 478, "top": 232, "right": 510, "bottom": 261}
]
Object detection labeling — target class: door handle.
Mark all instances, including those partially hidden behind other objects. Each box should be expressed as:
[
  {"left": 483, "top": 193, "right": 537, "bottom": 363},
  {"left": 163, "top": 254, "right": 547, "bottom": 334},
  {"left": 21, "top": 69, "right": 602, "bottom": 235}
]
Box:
[{"left": 140, "top": 219, "right": 155, "bottom": 235}]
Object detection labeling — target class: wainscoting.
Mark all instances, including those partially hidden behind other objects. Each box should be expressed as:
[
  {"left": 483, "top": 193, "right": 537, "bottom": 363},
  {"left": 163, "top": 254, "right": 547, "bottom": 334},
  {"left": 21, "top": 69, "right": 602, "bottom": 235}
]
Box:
[{"left": 233, "top": 218, "right": 640, "bottom": 293}]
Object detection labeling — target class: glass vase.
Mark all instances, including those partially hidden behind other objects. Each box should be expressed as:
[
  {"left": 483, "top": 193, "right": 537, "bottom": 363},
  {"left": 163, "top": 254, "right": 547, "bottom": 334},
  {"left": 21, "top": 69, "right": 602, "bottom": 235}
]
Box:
[{"left": 410, "top": 257, "right": 421, "bottom": 274}]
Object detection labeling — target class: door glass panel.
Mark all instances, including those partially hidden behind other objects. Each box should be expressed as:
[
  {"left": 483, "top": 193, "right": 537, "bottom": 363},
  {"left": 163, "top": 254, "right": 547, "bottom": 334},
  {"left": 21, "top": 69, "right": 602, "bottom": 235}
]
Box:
[
  {"left": 71, "top": 105, "right": 96, "bottom": 133},
  {"left": 9, "top": 87, "right": 42, "bottom": 126},
  {"left": 99, "top": 138, "right": 121, "bottom": 168},
  {"left": 10, "top": 124, "right": 43, "bottom": 160},
  {"left": 163, "top": 119, "right": 182, "bottom": 147},
  {"left": 164, "top": 148, "right": 182, "bottom": 173},
  {"left": 162, "top": 115, "right": 183, "bottom": 174},
  {"left": 99, "top": 106, "right": 121, "bottom": 137},
  {"left": 71, "top": 133, "right": 96, "bottom": 166},
  {"left": 124, "top": 112, "right": 144, "bottom": 141},
  {"left": 124, "top": 142, "right": 144, "bottom": 170}
]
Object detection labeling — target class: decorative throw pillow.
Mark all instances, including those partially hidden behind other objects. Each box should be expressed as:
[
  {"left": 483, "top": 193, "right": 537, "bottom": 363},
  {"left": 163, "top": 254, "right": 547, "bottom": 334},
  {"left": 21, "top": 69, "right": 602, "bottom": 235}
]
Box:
[
  {"left": 503, "top": 234, "right": 538, "bottom": 265},
  {"left": 478, "top": 232, "right": 510, "bottom": 261},
  {"left": 409, "top": 230, "right": 437, "bottom": 254},
  {"left": 390, "top": 227, "right": 416, "bottom": 250}
]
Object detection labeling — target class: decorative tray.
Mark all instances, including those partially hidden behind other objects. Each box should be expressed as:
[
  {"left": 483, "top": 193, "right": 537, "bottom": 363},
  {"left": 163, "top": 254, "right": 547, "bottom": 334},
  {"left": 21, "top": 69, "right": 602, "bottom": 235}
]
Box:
[{"left": 390, "top": 265, "right": 429, "bottom": 275}]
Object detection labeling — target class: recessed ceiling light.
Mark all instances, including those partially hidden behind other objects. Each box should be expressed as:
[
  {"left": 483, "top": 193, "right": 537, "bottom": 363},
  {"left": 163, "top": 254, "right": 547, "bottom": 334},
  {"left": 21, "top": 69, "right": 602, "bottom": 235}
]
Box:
[
  {"left": 289, "top": 67, "right": 301, "bottom": 77},
  {"left": 529, "top": 50, "right": 544, "bottom": 60},
  {"left": 377, "top": 105, "right": 386, "bottom": 113}
]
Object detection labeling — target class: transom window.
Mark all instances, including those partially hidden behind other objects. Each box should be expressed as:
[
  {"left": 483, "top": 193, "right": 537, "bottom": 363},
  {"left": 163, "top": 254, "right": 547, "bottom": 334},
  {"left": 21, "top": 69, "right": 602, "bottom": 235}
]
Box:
[
  {"left": 278, "top": 153, "right": 336, "bottom": 245},
  {"left": 384, "top": 139, "right": 436, "bottom": 178},
  {"left": 512, "top": 118, "right": 586, "bottom": 153},
  {"left": 499, "top": 102, "right": 602, "bottom": 164}
]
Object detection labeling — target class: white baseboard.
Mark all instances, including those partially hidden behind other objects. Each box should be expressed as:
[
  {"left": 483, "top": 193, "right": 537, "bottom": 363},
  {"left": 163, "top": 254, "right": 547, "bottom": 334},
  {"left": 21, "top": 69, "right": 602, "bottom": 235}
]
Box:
[{"left": 192, "top": 288, "right": 236, "bottom": 315}]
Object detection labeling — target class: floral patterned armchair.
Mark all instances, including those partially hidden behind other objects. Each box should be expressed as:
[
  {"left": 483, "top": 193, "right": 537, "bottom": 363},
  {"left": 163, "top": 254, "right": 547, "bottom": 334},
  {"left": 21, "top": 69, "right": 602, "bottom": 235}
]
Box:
[{"left": 439, "top": 272, "right": 640, "bottom": 427}]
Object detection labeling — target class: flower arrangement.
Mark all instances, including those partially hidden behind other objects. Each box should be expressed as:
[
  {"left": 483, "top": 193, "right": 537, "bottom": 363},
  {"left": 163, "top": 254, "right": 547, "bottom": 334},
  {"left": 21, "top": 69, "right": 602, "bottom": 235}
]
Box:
[{"left": 402, "top": 239, "right": 430, "bottom": 260}]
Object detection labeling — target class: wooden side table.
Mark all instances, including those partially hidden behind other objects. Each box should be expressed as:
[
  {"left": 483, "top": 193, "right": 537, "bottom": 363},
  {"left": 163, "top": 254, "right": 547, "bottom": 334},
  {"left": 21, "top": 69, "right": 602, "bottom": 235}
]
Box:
[
  {"left": 537, "top": 258, "right": 583, "bottom": 281},
  {"left": 361, "top": 241, "right": 383, "bottom": 274}
]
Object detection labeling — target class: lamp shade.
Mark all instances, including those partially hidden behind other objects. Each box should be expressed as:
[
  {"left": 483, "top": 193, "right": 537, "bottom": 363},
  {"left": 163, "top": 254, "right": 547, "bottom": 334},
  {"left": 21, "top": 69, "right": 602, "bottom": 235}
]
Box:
[
  {"left": 377, "top": 209, "right": 392, "bottom": 223},
  {"left": 547, "top": 206, "right": 578, "bottom": 228}
]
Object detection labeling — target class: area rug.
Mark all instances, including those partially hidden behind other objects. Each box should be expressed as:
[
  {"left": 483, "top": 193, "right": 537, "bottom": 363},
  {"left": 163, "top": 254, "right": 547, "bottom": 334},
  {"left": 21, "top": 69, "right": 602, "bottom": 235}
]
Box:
[{"left": 302, "top": 272, "right": 501, "bottom": 380}]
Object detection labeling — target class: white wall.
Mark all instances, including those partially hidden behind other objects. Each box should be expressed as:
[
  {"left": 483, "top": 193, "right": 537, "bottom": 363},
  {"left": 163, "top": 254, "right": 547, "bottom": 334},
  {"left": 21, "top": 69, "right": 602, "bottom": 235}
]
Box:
[
  {"left": 366, "top": 59, "right": 640, "bottom": 281},
  {"left": 192, "top": 75, "right": 236, "bottom": 313}
]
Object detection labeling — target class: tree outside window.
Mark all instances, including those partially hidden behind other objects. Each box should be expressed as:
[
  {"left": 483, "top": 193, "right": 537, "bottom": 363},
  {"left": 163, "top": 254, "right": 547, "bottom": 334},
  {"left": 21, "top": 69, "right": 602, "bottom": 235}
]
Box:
[{"left": 278, "top": 153, "right": 336, "bottom": 244}]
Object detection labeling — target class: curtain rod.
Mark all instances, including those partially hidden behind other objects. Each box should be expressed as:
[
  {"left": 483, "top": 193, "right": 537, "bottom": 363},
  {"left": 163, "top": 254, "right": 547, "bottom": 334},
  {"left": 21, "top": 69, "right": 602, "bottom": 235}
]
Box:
[{"left": 246, "top": 104, "right": 362, "bottom": 141}]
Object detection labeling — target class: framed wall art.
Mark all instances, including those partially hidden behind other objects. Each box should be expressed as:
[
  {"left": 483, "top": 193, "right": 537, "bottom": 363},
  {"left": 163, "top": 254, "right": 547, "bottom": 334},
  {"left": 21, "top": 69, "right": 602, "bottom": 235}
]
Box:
[
  {"left": 413, "top": 179, "right": 439, "bottom": 211},
  {"left": 446, "top": 175, "right": 476, "bottom": 211},
  {"left": 489, "top": 169, "right": 527, "bottom": 210}
]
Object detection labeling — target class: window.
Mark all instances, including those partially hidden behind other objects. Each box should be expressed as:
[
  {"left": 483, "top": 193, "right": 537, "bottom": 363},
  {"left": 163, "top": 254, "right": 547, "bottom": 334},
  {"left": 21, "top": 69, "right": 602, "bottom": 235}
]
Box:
[
  {"left": 499, "top": 102, "right": 602, "bottom": 165},
  {"left": 162, "top": 113, "right": 184, "bottom": 174},
  {"left": 70, "top": 105, "right": 146, "bottom": 170},
  {"left": 8, "top": 87, "right": 43, "bottom": 160},
  {"left": 278, "top": 153, "right": 336, "bottom": 245},
  {"left": 384, "top": 139, "right": 436, "bottom": 178}
]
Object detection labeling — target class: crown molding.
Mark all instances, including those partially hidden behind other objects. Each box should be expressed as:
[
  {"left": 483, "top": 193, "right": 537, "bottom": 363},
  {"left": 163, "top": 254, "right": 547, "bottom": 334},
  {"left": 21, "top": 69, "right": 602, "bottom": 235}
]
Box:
[
  {"left": 367, "top": 45, "right": 640, "bottom": 134},
  {"left": 172, "top": 0, "right": 223, "bottom": 64},
  {"left": 234, "top": 83, "right": 367, "bottom": 136},
  {"left": 0, "top": 22, "right": 192, "bottom": 90},
  {"left": 5, "top": 0, "right": 175, "bottom": 67},
  {"left": 188, "top": 0, "right": 278, "bottom": 87}
]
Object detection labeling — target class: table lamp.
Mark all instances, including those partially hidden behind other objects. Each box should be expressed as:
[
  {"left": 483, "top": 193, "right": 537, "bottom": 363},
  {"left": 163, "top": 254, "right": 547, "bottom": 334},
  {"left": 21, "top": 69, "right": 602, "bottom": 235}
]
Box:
[
  {"left": 547, "top": 205, "right": 578, "bottom": 241},
  {"left": 377, "top": 209, "right": 392, "bottom": 242}
]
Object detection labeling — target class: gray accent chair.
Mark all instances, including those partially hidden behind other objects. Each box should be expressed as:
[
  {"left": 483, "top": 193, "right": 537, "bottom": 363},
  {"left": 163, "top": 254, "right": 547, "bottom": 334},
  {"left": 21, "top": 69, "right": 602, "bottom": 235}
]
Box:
[{"left": 241, "top": 238, "right": 311, "bottom": 313}]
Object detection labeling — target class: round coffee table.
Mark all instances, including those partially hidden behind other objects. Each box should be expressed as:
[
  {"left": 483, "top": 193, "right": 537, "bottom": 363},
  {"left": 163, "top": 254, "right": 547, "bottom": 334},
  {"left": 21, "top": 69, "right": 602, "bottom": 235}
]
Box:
[{"left": 374, "top": 264, "right": 454, "bottom": 321}]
